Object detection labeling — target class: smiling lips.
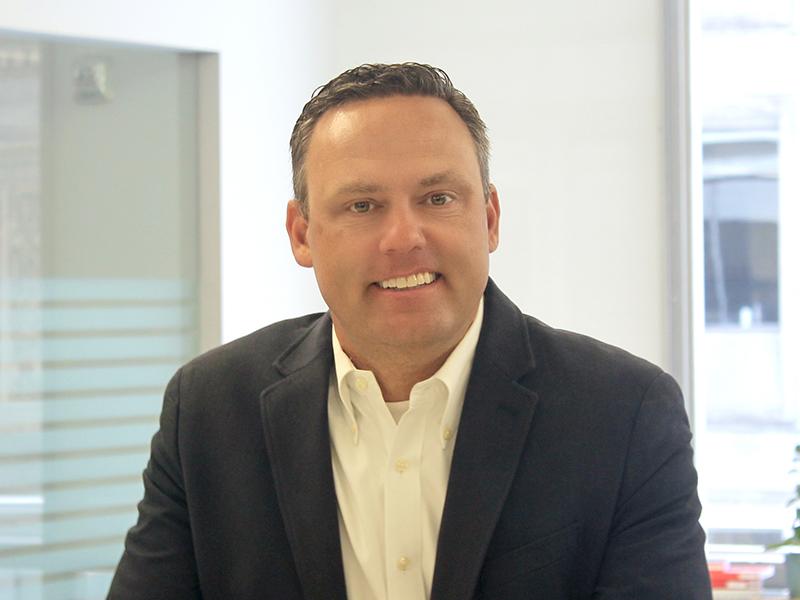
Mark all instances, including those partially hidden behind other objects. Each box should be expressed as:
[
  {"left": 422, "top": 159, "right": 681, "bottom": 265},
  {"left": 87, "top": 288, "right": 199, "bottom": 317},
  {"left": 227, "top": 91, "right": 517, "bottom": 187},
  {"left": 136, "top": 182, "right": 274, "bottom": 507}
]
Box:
[{"left": 377, "top": 271, "right": 439, "bottom": 290}]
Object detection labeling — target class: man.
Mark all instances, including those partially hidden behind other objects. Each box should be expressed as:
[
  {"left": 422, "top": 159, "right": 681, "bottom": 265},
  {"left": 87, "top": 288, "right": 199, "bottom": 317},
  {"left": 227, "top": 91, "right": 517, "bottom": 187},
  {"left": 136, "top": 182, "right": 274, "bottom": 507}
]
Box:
[{"left": 109, "top": 63, "right": 712, "bottom": 599}]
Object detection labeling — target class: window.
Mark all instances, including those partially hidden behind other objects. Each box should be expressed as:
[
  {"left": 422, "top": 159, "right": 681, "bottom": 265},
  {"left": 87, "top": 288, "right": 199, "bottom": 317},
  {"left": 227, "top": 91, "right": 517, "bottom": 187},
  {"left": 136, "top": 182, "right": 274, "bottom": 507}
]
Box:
[{"left": 689, "top": 0, "right": 800, "bottom": 553}]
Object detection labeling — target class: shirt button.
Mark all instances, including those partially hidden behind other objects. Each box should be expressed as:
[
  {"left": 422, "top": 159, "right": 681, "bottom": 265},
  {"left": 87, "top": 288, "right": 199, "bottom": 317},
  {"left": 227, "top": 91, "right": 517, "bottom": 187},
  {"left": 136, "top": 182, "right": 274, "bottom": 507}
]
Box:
[
  {"left": 443, "top": 427, "right": 453, "bottom": 441},
  {"left": 397, "top": 556, "right": 410, "bottom": 571},
  {"left": 355, "top": 377, "right": 368, "bottom": 392},
  {"left": 394, "top": 458, "right": 409, "bottom": 473}
]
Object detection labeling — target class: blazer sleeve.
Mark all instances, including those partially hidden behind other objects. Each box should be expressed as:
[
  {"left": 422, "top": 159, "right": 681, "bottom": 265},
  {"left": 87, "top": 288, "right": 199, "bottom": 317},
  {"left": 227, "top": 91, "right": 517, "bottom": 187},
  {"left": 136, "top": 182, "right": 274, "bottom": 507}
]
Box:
[
  {"left": 107, "top": 368, "right": 202, "bottom": 600},
  {"left": 592, "top": 372, "right": 712, "bottom": 599}
]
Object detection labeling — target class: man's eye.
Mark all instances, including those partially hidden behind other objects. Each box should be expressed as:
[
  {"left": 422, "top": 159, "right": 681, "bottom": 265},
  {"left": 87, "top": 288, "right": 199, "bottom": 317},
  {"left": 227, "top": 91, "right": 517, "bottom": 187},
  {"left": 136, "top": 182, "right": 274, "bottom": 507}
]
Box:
[
  {"left": 350, "top": 200, "right": 372, "bottom": 213},
  {"left": 429, "top": 193, "right": 453, "bottom": 206}
]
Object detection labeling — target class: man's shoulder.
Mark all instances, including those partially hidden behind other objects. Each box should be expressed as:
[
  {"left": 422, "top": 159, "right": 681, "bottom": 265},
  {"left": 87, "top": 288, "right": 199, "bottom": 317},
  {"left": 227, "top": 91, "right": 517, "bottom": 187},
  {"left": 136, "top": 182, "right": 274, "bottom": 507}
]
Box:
[
  {"left": 180, "top": 312, "right": 328, "bottom": 383},
  {"left": 528, "top": 314, "right": 659, "bottom": 370},
  {"left": 482, "top": 280, "right": 665, "bottom": 390},
  {"left": 508, "top": 312, "right": 685, "bottom": 435},
  {"left": 518, "top": 312, "right": 666, "bottom": 394}
]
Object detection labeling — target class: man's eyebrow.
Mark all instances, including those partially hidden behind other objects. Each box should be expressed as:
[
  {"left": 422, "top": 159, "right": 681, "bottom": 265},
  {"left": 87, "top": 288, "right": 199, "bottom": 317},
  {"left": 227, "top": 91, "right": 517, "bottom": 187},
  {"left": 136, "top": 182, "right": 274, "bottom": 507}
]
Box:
[
  {"left": 333, "top": 181, "right": 385, "bottom": 197},
  {"left": 332, "top": 172, "right": 469, "bottom": 196},
  {"left": 418, "top": 171, "right": 468, "bottom": 188}
]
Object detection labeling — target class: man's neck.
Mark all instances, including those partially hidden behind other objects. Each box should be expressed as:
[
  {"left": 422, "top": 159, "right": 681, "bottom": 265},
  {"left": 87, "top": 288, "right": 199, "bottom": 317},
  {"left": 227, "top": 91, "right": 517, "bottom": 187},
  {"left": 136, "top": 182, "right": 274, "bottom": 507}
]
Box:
[
  {"left": 341, "top": 340, "right": 456, "bottom": 403},
  {"left": 332, "top": 300, "right": 484, "bottom": 403}
]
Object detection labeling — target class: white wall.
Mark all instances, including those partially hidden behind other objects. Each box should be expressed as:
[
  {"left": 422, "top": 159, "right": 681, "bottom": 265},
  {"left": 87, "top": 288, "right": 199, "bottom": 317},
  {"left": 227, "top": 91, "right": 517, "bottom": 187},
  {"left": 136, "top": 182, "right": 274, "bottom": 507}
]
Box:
[
  {"left": 322, "top": 0, "right": 668, "bottom": 366},
  {"left": 1, "top": 0, "right": 671, "bottom": 367}
]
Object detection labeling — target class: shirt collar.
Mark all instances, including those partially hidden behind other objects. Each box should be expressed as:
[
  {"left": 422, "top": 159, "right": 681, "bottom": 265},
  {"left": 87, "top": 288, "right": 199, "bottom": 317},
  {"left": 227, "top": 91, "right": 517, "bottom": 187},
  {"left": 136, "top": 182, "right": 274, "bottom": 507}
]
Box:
[
  {"left": 431, "top": 296, "right": 483, "bottom": 447},
  {"left": 331, "top": 297, "right": 484, "bottom": 448},
  {"left": 331, "top": 327, "right": 361, "bottom": 441}
]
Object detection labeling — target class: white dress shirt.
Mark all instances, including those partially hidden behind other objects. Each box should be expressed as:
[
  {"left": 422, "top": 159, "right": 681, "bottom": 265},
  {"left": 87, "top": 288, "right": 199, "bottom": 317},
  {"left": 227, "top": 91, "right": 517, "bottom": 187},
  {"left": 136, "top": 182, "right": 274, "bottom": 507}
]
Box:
[{"left": 328, "top": 298, "right": 484, "bottom": 600}]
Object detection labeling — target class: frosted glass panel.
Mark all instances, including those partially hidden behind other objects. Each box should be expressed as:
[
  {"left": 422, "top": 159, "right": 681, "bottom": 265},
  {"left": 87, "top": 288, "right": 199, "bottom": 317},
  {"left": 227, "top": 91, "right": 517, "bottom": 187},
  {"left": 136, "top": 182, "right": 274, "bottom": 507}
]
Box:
[{"left": 0, "top": 37, "right": 201, "bottom": 599}]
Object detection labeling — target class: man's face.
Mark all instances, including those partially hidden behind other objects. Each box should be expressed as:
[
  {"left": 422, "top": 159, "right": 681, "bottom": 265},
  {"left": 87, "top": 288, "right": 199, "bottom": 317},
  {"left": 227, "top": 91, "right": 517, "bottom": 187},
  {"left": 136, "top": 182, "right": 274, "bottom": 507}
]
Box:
[{"left": 286, "top": 95, "right": 499, "bottom": 361}]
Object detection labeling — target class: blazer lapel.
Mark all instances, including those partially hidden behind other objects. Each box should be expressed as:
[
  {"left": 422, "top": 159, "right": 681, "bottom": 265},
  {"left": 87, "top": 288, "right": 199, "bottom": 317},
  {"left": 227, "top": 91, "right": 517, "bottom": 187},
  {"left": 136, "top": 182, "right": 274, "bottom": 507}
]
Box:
[
  {"left": 431, "top": 281, "right": 540, "bottom": 600},
  {"left": 259, "top": 314, "right": 347, "bottom": 600}
]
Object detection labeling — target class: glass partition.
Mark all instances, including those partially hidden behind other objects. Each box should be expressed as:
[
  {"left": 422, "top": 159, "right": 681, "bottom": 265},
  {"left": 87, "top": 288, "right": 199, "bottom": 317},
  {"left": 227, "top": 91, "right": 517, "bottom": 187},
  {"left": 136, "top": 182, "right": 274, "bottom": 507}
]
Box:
[{"left": 0, "top": 36, "right": 206, "bottom": 599}]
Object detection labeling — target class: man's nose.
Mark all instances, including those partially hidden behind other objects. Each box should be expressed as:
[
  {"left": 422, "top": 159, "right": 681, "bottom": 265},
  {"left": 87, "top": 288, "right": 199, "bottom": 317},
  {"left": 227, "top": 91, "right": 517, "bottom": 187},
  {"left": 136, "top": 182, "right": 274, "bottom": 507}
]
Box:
[{"left": 378, "top": 205, "right": 425, "bottom": 254}]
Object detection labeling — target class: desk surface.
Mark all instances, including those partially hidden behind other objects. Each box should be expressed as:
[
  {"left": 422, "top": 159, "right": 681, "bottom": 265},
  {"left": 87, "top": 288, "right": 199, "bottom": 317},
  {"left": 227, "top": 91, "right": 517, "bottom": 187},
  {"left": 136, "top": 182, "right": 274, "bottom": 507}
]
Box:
[{"left": 713, "top": 591, "right": 789, "bottom": 599}]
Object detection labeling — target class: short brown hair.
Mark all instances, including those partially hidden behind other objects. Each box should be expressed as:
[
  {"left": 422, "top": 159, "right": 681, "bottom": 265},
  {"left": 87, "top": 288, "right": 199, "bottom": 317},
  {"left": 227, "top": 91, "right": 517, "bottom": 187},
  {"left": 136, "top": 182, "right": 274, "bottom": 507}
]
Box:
[{"left": 290, "top": 62, "right": 490, "bottom": 216}]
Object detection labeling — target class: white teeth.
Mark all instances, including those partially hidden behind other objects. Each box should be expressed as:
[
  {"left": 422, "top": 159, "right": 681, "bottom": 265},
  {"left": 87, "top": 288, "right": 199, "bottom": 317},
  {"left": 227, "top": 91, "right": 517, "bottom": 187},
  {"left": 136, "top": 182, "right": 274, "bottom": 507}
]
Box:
[{"left": 379, "top": 272, "right": 438, "bottom": 290}]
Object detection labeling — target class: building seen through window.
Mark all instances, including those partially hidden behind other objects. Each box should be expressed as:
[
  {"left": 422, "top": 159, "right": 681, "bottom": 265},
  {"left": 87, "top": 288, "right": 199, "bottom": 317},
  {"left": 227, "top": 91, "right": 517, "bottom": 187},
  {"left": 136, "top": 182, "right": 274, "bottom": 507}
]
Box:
[{"left": 695, "top": 0, "right": 800, "bottom": 554}]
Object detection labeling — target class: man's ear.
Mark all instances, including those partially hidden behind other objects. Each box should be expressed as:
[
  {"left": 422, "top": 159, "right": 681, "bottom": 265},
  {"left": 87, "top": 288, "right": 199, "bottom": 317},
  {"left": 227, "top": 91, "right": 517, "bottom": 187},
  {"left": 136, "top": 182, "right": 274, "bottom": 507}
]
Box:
[
  {"left": 286, "top": 200, "right": 313, "bottom": 267},
  {"left": 486, "top": 184, "right": 500, "bottom": 253}
]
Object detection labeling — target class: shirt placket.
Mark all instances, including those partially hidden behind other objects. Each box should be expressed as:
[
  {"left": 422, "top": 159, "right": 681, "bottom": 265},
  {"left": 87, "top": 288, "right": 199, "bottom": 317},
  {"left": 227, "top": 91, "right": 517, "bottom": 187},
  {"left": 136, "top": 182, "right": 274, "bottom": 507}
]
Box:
[
  {"left": 345, "top": 371, "right": 396, "bottom": 599},
  {"left": 384, "top": 395, "right": 430, "bottom": 599}
]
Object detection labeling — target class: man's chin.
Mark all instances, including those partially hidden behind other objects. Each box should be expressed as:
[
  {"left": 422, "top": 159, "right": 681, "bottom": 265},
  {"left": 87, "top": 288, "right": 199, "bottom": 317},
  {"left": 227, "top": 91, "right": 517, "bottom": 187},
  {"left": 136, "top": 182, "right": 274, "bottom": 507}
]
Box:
[{"left": 370, "top": 318, "right": 464, "bottom": 353}]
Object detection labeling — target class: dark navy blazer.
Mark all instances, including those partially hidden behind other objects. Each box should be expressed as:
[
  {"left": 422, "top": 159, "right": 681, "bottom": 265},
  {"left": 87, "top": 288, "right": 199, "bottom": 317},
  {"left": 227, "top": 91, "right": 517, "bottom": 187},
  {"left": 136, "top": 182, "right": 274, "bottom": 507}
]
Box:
[{"left": 108, "top": 280, "right": 712, "bottom": 599}]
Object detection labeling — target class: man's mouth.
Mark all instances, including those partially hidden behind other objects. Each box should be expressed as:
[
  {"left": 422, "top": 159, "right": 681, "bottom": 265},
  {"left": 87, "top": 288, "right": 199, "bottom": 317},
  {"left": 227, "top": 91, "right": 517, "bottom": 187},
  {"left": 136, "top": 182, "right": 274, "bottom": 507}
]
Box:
[{"left": 377, "top": 271, "right": 439, "bottom": 290}]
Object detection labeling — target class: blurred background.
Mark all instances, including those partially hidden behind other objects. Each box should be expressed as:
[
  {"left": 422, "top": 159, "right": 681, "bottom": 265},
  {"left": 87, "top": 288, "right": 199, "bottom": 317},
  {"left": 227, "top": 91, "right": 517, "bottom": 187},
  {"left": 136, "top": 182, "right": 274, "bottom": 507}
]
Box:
[{"left": 0, "top": 0, "right": 797, "bottom": 597}]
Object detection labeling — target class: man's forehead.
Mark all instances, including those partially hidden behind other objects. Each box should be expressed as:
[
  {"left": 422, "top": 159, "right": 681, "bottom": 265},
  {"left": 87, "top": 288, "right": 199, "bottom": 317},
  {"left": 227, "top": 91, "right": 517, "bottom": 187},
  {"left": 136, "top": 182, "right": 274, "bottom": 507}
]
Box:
[
  {"left": 309, "top": 97, "right": 473, "bottom": 158},
  {"left": 303, "top": 95, "right": 482, "bottom": 201},
  {"left": 312, "top": 95, "right": 463, "bottom": 139}
]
